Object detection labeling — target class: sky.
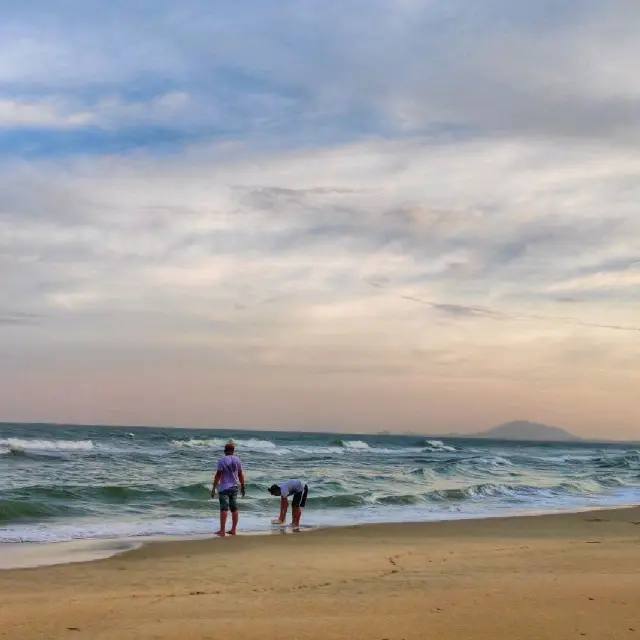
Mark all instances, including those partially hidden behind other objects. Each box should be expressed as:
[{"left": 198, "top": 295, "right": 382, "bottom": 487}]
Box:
[{"left": 1, "top": 1, "right": 639, "bottom": 440}]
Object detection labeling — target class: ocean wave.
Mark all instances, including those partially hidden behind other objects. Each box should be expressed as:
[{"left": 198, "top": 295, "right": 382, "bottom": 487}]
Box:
[
  {"left": 0, "top": 480, "right": 281, "bottom": 524},
  {"left": 426, "top": 475, "right": 637, "bottom": 503},
  {"left": 594, "top": 475, "right": 628, "bottom": 488},
  {"left": 471, "top": 455, "right": 514, "bottom": 468},
  {"left": 595, "top": 452, "right": 640, "bottom": 469},
  {"left": 532, "top": 454, "right": 598, "bottom": 465},
  {"left": 308, "top": 492, "right": 369, "bottom": 508},
  {"left": 334, "top": 440, "right": 370, "bottom": 450},
  {"left": 426, "top": 455, "right": 517, "bottom": 480},
  {"left": 0, "top": 498, "right": 80, "bottom": 523},
  {"left": 429, "top": 483, "right": 542, "bottom": 502},
  {"left": 0, "top": 484, "right": 206, "bottom": 524},
  {"left": 170, "top": 437, "right": 279, "bottom": 452},
  {"left": 293, "top": 443, "right": 423, "bottom": 456},
  {"left": 297, "top": 481, "right": 596, "bottom": 508},
  {"left": 2, "top": 425, "right": 640, "bottom": 543},
  {"left": 423, "top": 440, "right": 457, "bottom": 452},
  {"left": 290, "top": 446, "right": 347, "bottom": 456},
  {"left": 0, "top": 438, "right": 94, "bottom": 456},
  {"left": 306, "top": 492, "right": 424, "bottom": 508},
  {"left": 2, "top": 482, "right": 213, "bottom": 505}
]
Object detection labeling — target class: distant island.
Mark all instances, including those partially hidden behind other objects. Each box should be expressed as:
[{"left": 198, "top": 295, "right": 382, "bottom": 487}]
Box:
[{"left": 466, "top": 420, "right": 581, "bottom": 442}]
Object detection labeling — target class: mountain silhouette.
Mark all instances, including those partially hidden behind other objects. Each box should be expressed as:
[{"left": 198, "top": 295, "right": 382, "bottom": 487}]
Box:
[{"left": 471, "top": 420, "right": 581, "bottom": 441}]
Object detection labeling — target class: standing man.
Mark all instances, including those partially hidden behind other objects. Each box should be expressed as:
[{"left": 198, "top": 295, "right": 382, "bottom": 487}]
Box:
[
  {"left": 211, "top": 441, "right": 245, "bottom": 536},
  {"left": 268, "top": 479, "right": 308, "bottom": 529}
]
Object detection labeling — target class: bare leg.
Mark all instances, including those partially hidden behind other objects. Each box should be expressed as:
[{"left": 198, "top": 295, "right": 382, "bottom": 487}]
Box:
[
  {"left": 292, "top": 506, "right": 302, "bottom": 528},
  {"left": 216, "top": 510, "right": 228, "bottom": 536},
  {"left": 228, "top": 510, "right": 239, "bottom": 535}
]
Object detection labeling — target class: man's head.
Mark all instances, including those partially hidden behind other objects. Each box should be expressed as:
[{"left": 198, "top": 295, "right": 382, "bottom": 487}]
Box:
[
  {"left": 268, "top": 484, "right": 282, "bottom": 496},
  {"left": 224, "top": 441, "right": 235, "bottom": 455}
]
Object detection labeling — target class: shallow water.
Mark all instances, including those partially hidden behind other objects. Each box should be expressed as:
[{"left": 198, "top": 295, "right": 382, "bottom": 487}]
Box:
[{"left": 1, "top": 423, "right": 638, "bottom": 543}]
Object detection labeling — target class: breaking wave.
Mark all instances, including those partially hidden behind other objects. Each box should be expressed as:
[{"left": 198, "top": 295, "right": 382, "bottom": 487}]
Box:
[
  {"left": 334, "top": 440, "right": 370, "bottom": 450},
  {"left": 423, "top": 439, "right": 457, "bottom": 453},
  {"left": 0, "top": 438, "right": 94, "bottom": 457},
  {"left": 170, "top": 437, "right": 278, "bottom": 452},
  {"left": 2, "top": 423, "right": 639, "bottom": 544},
  {"left": 0, "top": 498, "right": 79, "bottom": 522}
]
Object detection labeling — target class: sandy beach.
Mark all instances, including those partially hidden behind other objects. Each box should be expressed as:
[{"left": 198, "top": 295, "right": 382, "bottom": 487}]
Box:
[{"left": 1, "top": 507, "right": 639, "bottom": 639}]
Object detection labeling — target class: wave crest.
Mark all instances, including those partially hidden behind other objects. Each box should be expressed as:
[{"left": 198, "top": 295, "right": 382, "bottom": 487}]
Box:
[
  {"left": 0, "top": 438, "right": 94, "bottom": 456},
  {"left": 170, "top": 437, "right": 277, "bottom": 452},
  {"left": 335, "top": 440, "right": 370, "bottom": 450},
  {"left": 0, "top": 498, "right": 77, "bottom": 523},
  {"left": 423, "top": 439, "right": 457, "bottom": 453}
]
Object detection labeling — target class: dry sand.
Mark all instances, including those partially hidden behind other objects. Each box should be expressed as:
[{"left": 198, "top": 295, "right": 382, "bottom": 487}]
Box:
[{"left": 1, "top": 507, "right": 639, "bottom": 639}]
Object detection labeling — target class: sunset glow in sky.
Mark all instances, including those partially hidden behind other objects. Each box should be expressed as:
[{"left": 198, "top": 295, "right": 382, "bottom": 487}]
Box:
[{"left": 1, "top": 1, "right": 639, "bottom": 439}]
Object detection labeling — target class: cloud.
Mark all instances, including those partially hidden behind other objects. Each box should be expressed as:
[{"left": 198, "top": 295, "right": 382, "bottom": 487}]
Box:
[
  {"left": 0, "top": 312, "right": 41, "bottom": 326},
  {"left": 547, "top": 267, "right": 640, "bottom": 293},
  {"left": 2, "top": 137, "right": 638, "bottom": 349},
  {"left": 0, "top": 99, "right": 92, "bottom": 128},
  {"left": 0, "top": 1, "right": 638, "bottom": 434},
  {"left": 1, "top": 1, "right": 639, "bottom": 151},
  {"left": 0, "top": 93, "right": 193, "bottom": 129}
]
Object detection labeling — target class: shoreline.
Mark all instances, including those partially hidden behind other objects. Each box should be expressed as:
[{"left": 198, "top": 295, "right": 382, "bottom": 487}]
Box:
[
  {"left": 2, "top": 501, "right": 637, "bottom": 571},
  {"left": 1, "top": 505, "right": 639, "bottom": 639}
]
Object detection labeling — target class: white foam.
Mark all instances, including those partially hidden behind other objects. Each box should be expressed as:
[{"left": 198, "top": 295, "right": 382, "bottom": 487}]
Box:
[
  {"left": 0, "top": 438, "right": 94, "bottom": 453},
  {"left": 0, "top": 515, "right": 266, "bottom": 544},
  {"left": 340, "top": 440, "right": 370, "bottom": 450},
  {"left": 425, "top": 440, "right": 457, "bottom": 452},
  {"left": 171, "top": 437, "right": 278, "bottom": 452},
  {"left": 483, "top": 456, "right": 514, "bottom": 467},
  {"left": 293, "top": 446, "right": 346, "bottom": 455},
  {"left": 3, "top": 488, "right": 638, "bottom": 547}
]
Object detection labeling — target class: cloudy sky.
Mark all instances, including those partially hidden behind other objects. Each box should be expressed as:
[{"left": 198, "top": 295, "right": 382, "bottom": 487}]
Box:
[{"left": 1, "top": 1, "right": 639, "bottom": 439}]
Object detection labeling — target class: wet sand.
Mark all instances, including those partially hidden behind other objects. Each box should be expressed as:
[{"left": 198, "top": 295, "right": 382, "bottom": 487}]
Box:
[{"left": 1, "top": 507, "right": 639, "bottom": 639}]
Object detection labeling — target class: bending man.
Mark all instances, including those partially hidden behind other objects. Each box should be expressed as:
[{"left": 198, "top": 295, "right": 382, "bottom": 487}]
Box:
[{"left": 268, "top": 479, "right": 308, "bottom": 529}]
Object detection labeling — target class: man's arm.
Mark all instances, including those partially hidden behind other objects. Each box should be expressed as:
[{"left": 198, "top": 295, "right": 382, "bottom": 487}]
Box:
[
  {"left": 211, "top": 470, "right": 221, "bottom": 498},
  {"left": 238, "top": 470, "right": 246, "bottom": 497},
  {"left": 278, "top": 496, "right": 288, "bottom": 523}
]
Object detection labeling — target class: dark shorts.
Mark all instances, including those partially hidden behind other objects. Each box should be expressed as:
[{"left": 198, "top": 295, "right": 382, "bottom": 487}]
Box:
[
  {"left": 218, "top": 487, "right": 238, "bottom": 512},
  {"left": 292, "top": 484, "right": 308, "bottom": 508}
]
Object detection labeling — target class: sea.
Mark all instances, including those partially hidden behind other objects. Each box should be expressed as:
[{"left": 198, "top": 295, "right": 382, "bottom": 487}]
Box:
[{"left": 1, "top": 423, "right": 639, "bottom": 545}]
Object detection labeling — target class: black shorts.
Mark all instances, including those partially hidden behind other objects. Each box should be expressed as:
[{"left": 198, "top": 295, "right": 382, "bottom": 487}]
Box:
[{"left": 292, "top": 484, "right": 308, "bottom": 508}]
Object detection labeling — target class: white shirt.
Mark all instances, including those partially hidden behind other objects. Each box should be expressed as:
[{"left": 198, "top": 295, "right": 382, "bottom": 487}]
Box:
[{"left": 279, "top": 479, "right": 304, "bottom": 497}]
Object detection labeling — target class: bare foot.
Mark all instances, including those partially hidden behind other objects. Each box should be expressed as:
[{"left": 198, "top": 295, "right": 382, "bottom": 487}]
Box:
[
  {"left": 227, "top": 530, "right": 236, "bottom": 536},
  {"left": 215, "top": 530, "right": 226, "bottom": 537}
]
